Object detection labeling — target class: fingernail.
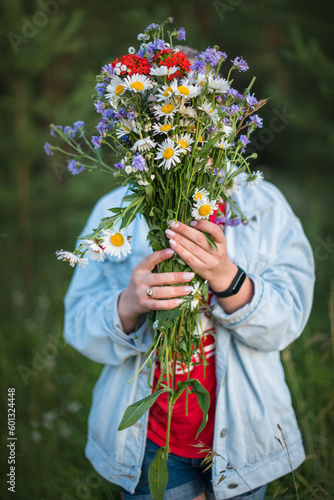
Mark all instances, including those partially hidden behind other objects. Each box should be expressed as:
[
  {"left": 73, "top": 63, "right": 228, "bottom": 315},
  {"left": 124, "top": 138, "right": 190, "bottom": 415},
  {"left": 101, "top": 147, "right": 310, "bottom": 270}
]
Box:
[
  {"left": 175, "top": 299, "right": 183, "bottom": 305},
  {"left": 183, "top": 272, "right": 195, "bottom": 280},
  {"left": 183, "top": 286, "right": 193, "bottom": 293},
  {"left": 170, "top": 221, "right": 179, "bottom": 228},
  {"left": 169, "top": 239, "right": 177, "bottom": 248},
  {"left": 190, "top": 221, "right": 198, "bottom": 226},
  {"left": 165, "top": 229, "right": 176, "bottom": 237},
  {"left": 166, "top": 249, "right": 175, "bottom": 255}
]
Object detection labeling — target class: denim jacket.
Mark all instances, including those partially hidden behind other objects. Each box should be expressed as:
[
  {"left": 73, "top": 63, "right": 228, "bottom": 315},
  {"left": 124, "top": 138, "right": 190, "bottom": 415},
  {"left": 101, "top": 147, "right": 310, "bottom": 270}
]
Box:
[{"left": 64, "top": 180, "right": 315, "bottom": 498}]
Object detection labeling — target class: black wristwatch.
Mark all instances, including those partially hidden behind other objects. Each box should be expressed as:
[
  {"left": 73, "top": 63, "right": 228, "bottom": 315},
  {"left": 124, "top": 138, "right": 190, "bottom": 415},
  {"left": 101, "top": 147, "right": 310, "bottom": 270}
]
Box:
[{"left": 209, "top": 266, "right": 246, "bottom": 298}]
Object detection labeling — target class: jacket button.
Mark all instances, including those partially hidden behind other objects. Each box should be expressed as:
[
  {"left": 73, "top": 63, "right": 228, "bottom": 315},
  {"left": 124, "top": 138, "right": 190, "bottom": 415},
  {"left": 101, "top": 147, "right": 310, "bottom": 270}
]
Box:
[
  {"left": 228, "top": 483, "right": 238, "bottom": 489},
  {"left": 220, "top": 428, "right": 227, "bottom": 438}
]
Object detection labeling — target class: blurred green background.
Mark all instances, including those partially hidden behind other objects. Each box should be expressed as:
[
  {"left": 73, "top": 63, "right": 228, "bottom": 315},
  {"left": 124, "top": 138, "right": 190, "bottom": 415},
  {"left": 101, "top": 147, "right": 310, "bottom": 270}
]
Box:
[{"left": 0, "top": 0, "right": 333, "bottom": 498}]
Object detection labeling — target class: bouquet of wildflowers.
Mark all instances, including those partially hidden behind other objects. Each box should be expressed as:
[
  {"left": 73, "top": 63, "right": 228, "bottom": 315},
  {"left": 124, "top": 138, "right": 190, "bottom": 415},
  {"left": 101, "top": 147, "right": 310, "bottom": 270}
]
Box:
[{"left": 45, "top": 18, "right": 266, "bottom": 499}]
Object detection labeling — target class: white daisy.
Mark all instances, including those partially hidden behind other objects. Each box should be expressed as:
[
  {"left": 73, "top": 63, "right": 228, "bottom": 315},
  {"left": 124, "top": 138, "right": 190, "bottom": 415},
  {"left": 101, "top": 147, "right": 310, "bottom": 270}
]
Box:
[
  {"left": 81, "top": 239, "right": 106, "bottom": 262},
  {"left": 150, "top": 65, "right": 178, "bottom": 77},
  {"left": 215, "top": 137, "right": 232, "bottom": 150},
  {"left": 246, "top": 170, "right": 264, "bottom": 186},
  {"left": 131, "top": 137, "right": 156, "bottom": 152},
  {"left": 221, "top": 123, "right": 233, "bottom": 136},
  {"left": 56, "top": 250, "right": 88, "bottom": 268},
  {"left": 179, "top": 119, "right": 197, "bottom": 133},
  {"left": 155, "top": 84, "right": 175, "bottom": 101},
  {"left": 177, "top": 133, "right": 195, "bottom": 152},
  {"left": 196, "top": 73, "right": 207, "bottom": 87},
  {"left": 170, "top": 79, "right": 201, "bottom": 99},
  {"left": 223, "top": 177, "right": 240, "bottom": 197},
  {"left": 101, "top": 229, "right": 131, "bottom": 259},
  {"left": 123, "top": 73, "right": 154, "bottom": 93},
  {"left": 152, "top": 122, "right": 174, "bottom": 135},
  {"left": 190, "top": 282, "right": 202, "bottom": 310},
  {"left": 179, "top": 105, "right": 197, "bottom": 119},
  {"left": 193, "top": 187, "right": 210, "bottom": 203},
  {"left": 191, "top": 199, "right": 218, "bottom": 220},
  {"left": 153, "top": 101, "right": 178, "bottom": 120},
  {"left": 125, "top": 165, "right": 133, "bottom": 174},
  {"left": 207, "top": 75, "right": 230, "bottom": 94},
  {"left": 115, "top": 120, "right": 139, "bottom": 139},
  {"left": 197, "top": 101, "right": 219, "bottom": 124},
  {"left": 105, "top": 77, "right": 126, "bottom": 101},
  {"left": 155, "top": 139, "right": 182, "bottom": 170}
]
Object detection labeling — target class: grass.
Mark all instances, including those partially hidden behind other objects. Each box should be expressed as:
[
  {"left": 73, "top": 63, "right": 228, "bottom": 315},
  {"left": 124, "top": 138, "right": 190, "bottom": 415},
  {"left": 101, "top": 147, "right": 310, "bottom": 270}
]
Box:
[{"left": 0, "top": 167, "right": 333, "bottom": 499}]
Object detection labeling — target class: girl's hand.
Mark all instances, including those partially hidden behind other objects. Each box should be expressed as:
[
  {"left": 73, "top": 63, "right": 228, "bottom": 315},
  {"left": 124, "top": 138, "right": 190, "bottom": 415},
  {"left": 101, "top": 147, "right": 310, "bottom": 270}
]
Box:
[
  {"left": 165, "top": 220, "right": 254, "bottom": 314},
  {"left": 118, "top": 248, "right": 195, "bottom": 334}
]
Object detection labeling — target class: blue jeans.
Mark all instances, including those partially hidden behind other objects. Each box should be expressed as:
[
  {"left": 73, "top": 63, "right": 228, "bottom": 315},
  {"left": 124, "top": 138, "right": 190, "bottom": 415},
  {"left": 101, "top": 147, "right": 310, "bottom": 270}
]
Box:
[{"left": 121, "top": 438, "right": 267, "bottom": 500}]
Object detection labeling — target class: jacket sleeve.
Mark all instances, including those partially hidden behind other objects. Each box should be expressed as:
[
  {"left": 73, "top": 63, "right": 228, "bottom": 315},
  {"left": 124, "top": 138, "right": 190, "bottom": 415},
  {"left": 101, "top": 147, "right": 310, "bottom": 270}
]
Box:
[
  {"left": 212, "top": 188, "right": 315, "bottom": 352},
  {"left": 63, "top": 195, "right": 153, "bottom": 365}
]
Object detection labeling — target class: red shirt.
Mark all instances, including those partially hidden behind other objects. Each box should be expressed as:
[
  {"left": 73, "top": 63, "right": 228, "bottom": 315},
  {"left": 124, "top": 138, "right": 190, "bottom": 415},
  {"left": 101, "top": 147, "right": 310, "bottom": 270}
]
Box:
[{"left": 147, "top": 304, "right": 216, "bottom": 458}]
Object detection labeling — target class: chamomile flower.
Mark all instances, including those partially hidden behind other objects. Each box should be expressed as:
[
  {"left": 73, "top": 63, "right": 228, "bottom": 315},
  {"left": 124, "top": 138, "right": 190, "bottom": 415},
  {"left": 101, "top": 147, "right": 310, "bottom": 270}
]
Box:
[
  {"left": 190, "top": 282, "right": 202, "bottom": 310},
  {"left": 223, "top": 177, "right": 240, "bottom": 197},
  {"left": 207, "top": 75, "right": 230, "bottom": 94},
  {"left": 156, "top": 84, "right": 175, "bottom": 101},
  {"left": 191, "top": 199, "right": 218, "bottom": 220},
  {"left": 179, "top": 105, "right": 197, "bottom": 119},
  {"left": 131, "top": 137, "right": 156, "bottom": 152},
  {"left": 179, "top": 119, "right": 197, "bottom": 133},
  {"left": 150, "top": 65, "right": 178, "bottom": 77},
  {"left": 56, "top": 250, "right": 88, "bottom": 268},
  {"left": 153, "top": 101, "right": 178, "bottom": 120},
  {"left": 125, "top": 165, "right": 133, "bottom": 174},
  {"left": 246, "top": 170, "right": 264, "bottom": 186},
  {"left": 81, "top": 239, "right": 105, "bottom": 262},
  {"left": 115, "top": 120, "right": 139, "bottom": 138},
  {"left": 177, "top": 133, "right": 194, "bottom": 152},
  {"left": 196, "top": 73, "right": 207, "bottom": 87},
  {"left": 197, "top": 101, "right": 219, "bottom": 124},
  {"left": 105, "top": 77, "right": 126, "bottom": 101},
  {"left": 152, "top": 123, "right": 174, "bottom": 135},
  {"left": 123, "top": 73, "right": 154, "bottom": 93},
  {"left": 215, "top": 137, "right": 232, "bottom": 150},
  {"left": 193, "top": 187, "right": 210, "bottom": 202},
  {"left": 171, "top": 79, "right": 201, "bottom": 99},
  {"left": 101, "top": 229, "right": 131, "bottom": 259},
  {"left": 155, "top": 139, "right": 182, "bottom": 170}
]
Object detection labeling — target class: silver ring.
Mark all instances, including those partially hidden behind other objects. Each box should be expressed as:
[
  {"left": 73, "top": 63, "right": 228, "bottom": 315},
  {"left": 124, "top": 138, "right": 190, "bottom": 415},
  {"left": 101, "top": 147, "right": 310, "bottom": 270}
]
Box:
[{"left": 146, "top": 288, "right": 153, "bottom": 297}]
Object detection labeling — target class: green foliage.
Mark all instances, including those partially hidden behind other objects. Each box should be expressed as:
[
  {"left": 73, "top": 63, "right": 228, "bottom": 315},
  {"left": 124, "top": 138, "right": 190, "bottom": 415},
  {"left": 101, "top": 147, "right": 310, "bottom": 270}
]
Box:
[{"left": 148, "top": 447, "right": 169, "bottom": 500}]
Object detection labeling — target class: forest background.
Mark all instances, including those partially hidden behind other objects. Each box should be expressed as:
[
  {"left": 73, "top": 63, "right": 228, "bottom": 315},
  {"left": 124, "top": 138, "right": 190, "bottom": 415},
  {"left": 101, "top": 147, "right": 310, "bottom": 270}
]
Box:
[{"left": 0, "top": 0, "right": 333, "bottom": 498}]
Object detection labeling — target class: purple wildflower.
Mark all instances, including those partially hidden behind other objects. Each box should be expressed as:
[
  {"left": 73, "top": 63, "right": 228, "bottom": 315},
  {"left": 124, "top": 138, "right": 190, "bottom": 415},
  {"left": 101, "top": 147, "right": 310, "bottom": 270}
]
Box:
[
  {"left": 43, "top": 142, "right": 54, "bottom": 156},
  {"left": 132, "top": 154, "right": 146, "bottom": 171},
  {"left": 95, "top": 82, "right": 106, "bottom": 97},
  {"left": 121, "top": 135, "right": 129, "bottom": 144},
  {"left": 201, "top": 47, "right": 227, "bottom": 67},
  {"left": 64, "top": 126, "right": 75, "bottom": 138},
  {"left": 101, "top": 64, "right": 114, "bottom": 77},
  {"left": 94, "top": 101, "right": 105, "bottom": 114},
  {"left": 226, "top": 216, "right": 242, "bottom": 226},
  {"left": 91, "top": 136, "right": 102, "bottom": 148},
  {"left": 115, "top": 160, "right": 125, "bottom": 169},
  {"left": 227, "top": 88, "right": 243, "bottom": 99},
  {"left": 222, "top": 117, "right": 231, "bottom": 126},
  {"left": 231, "top": 56, "right": 249, "bottom": 72},
  {"left": 96, "top": 118, "right": 111, "bottom": 136},
  {"left": 144, "top": 23, "right": 160, "bottom": 32},
  {"left": 126, "top": 109, "right": 136, "bottom": 121},
  {"left": 73, "top": 121, "right": 85, "bottom": 134},
  {"left": 67, "top": 160, "right": 85, "bottom": 175},
  {"left": 190, "top": 58, "right": 206, "bottom": 73},
  {"left": 116, "top": 107, "right": 127, "bottom": 119},
  {"left": 247, "top": 114, "right": 263, "bottom": 128},
  {"left": 50, "top": 125, "right": 62, "bottom": 137},
  {"left": 239, "top": 134, "right": 250, "bottom": 152},
  {"left": 137, "top": 49, "right": 144, "bottom": 57},
  {"left": 227, "top": 104, "right": 241, "bottom": 116},
  {"left": 177, "top": 27, "right": 186, "bottom": 41},
  {"left": 246, "top": 93, "right": 257, "bottom": 107}
]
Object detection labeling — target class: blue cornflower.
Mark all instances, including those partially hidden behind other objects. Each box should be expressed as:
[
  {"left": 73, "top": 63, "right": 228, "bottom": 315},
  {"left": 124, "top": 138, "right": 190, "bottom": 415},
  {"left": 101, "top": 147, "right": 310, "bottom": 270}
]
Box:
[
  {"left": 177, "top": 28, "right": 186, "bottom": 41},
  {"left": 115, "top": 160, "right": 125, "bottom": 170},
  {"left": 73, "top": 121, "right": 85, "bottom": 134},
  {"left": 64, "top": 126, "right": 75, "bottom": 138},
  {"left": 121, "top": 135, "right": 129, "bottom": 144},
  {"left": 94, "top": 101, "right": 105, "bottom": 114},
  {"left": 116, "top": 108, "right": 127, "bottom": 119},
  {"left": 67, "top": 160, "right": 85, "bottom": 175},
  {"left": 95, "top": 82, "right": 106, "bottom": 97},
  {"left": 104, "top": 108, "right": 116, "bottom": 119},
  {"left": 91, "top": 136, "right": 102, "bottom": 148},
  {"left": 101, "top": 64, "right": 114, "bottom": 77},
  {"left": 247, "top": 115, "right": 263, "bottom": 128},
  {"left": 96, "top": 118, "right": 110, "bottom": 136},
  {"left": 246, "top": 93, "right": 257, "bottom": 107},
  {"left": 43, "top": 142, "right": 54, "bottom": 155},
  {"left": 231, "top": 56, "right": 249, "bottom": 72},
  {"left": 190, "top": 58, "right": 206, "bottom": 73},
  {"left": 144, "top": 23, "right": 160, "bottom": 32},
  {"left": 132, "top": 154, "right": 146, "bottom": 171}
]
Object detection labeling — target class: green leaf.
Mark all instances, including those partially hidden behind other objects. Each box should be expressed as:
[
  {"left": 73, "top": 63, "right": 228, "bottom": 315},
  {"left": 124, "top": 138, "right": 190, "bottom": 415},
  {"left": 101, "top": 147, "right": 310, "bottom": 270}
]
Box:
[
  {"left": 175, "top": 379, "right": 210, "bottom": 438},
  {"left": 109, "top": 207, "right": 122, "bottom": 214},
  {"left": 148, "top": 447, "right": 169, "bottom": 500},
  {"left": 118, "top": 389, "right": 171, "bottom": 431},
  {"left": 203, "top": 232, "right": 218, "bottom": 252}
]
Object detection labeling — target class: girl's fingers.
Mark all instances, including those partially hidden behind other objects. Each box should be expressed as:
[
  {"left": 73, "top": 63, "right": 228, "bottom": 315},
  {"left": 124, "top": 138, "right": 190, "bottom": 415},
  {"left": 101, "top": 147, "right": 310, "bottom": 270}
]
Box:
[
  {"left": 144, "top": 284, "right": 193, "bottom": 300},
  {"left": 170, "top": 219, "right": 226, "bottom": 246}
]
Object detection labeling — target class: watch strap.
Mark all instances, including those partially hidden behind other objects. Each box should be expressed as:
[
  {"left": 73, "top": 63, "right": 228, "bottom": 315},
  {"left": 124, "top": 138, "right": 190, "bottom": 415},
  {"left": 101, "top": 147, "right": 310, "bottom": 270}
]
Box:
[{"left": 210, "top": 266, "right": 246, "bottom": 298}]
